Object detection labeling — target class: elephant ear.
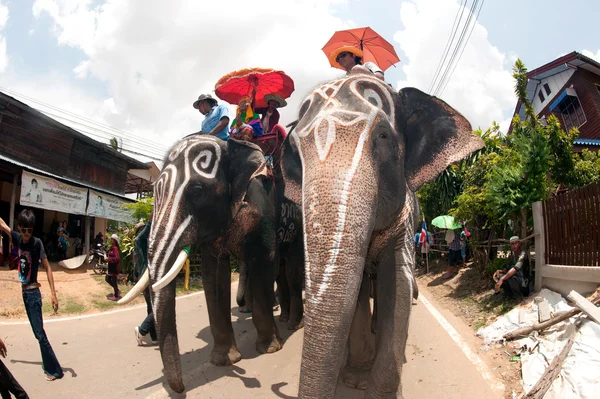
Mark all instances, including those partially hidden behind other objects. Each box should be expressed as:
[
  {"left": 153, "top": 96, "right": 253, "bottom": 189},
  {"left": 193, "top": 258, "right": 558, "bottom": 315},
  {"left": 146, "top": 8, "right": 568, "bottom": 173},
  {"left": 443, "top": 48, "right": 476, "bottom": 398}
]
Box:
[
  {"left": 397, "top": 87, "right": 484, "bottom": 192},
  {"left": 280, "top": 134, "right": 303, "bottom": 205},
  {"left": 227, "top": 139, "right": 267, "bottom": 212}
]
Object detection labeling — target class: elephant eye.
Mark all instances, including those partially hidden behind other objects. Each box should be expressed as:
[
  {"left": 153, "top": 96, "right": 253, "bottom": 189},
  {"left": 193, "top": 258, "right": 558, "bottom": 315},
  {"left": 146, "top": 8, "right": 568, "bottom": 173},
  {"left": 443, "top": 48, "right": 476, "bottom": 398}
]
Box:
[{"left": 379, "top": 132, "right": 388, "bottom": 139}]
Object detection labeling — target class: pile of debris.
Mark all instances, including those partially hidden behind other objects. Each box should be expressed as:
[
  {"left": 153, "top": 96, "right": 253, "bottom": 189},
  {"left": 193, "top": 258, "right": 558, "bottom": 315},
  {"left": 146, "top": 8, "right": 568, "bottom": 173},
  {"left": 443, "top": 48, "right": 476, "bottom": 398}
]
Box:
[{"left": 477, "top": 288, "right": 600, "bottom": 399}]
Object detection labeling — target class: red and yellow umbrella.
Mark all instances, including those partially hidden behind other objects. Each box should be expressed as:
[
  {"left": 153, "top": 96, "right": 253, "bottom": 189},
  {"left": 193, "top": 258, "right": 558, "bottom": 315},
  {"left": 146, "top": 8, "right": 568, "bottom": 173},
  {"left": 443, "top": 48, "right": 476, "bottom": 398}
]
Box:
[
  {"left": 214, "top": 67, "right": 295, "bottom": 109},
  {"left": 322, "top": 26, "right": 400, "bottom": 72}
]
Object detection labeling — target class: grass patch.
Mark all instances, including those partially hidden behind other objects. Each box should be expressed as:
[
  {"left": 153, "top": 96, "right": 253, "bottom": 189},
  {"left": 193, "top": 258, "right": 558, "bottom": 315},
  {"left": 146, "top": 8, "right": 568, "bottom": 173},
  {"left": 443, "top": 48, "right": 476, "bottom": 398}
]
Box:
[{"left": 175, "top": 278, "right": 203, "bottom": 295}]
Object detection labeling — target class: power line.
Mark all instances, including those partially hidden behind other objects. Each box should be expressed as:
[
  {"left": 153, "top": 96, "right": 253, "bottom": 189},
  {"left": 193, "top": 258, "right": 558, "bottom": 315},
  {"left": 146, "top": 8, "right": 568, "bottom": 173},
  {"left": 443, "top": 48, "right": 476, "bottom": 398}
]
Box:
[
  {"left": 427, "top": 0, "right": 467, "bottom": 94},
  {"left": 0, "top": 86, "right": 171, "bottom": 157},
  {"left": 432, "top": 0, "right": 482, "bottom": 97},
  {"left": 438, "top": 0, "right": 485, "bottom": 97}
]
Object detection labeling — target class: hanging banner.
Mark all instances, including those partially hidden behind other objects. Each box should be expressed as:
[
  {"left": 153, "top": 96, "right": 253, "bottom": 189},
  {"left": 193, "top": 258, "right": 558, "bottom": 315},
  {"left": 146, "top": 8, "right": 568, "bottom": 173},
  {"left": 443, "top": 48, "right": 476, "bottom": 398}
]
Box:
[
  {"left": 87, "top": 189, "right": 135, "bottom": 223},
  {"left": 20, "top": 171, "right": 88, "bottom": 215}
]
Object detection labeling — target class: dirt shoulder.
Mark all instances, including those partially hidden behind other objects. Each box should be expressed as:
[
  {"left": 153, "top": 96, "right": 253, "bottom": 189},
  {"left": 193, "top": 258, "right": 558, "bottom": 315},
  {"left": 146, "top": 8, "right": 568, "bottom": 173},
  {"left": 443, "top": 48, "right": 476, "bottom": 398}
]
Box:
[
  {"left": 0, "top": 262, "right": 214, "bottom": 320},
  {"left": 416, "top": 255, "right": 524, "bottom": 399}
]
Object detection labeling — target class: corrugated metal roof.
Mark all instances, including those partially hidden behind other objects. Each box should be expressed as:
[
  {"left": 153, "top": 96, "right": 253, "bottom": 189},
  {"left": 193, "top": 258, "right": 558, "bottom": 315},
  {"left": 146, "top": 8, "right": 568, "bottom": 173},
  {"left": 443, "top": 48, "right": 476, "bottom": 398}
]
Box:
[{"left": 0, "top": 152, "right": 135, "bottom": 202}]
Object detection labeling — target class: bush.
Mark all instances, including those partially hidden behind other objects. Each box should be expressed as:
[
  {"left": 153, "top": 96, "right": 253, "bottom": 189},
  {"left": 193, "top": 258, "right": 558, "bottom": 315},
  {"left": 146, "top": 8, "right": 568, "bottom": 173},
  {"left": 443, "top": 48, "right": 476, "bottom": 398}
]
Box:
[{"left": 485, "top": 256, "right": 509, "bottom": 279}]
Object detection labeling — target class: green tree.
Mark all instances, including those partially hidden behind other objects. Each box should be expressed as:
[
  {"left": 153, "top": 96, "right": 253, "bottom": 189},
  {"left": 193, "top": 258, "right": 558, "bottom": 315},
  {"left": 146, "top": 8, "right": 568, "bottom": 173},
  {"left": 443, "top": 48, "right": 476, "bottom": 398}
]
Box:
[{"left": 123, "top": 197, "right": 154, "bottom": 223}]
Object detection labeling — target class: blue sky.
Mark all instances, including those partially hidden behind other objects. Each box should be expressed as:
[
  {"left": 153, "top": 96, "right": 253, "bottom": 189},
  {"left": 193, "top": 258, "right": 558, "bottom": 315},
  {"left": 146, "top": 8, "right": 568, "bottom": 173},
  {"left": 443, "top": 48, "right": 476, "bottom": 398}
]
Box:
[{"left": 0, "top": 0, "right": 599, "bottom": 162}]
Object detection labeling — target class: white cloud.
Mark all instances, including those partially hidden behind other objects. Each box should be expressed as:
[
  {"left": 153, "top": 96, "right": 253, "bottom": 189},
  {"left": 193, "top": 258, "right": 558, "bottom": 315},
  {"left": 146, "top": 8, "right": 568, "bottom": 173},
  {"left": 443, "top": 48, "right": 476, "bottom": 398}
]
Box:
[
  {"left": 30, "top": 0, "right": 352, "bottom": 155},
  {"left": 393, "top": 0, "right": 516, "bottom": 132}
]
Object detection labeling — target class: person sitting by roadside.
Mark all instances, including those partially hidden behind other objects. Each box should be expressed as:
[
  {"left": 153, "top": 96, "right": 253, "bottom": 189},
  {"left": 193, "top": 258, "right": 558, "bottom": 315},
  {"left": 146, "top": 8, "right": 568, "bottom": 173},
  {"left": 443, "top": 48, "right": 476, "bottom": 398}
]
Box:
[
  {"left": 493, "top": 236, "right": 531, "bottom": 298},
  {"left": 442, "top": 229, "right": 462, "bottom": 279},
  {"left": 105, "top": 234, "right": 121, "bottom": 301},
  {"left": 230, "top": 96, "right": 264, "bottom": 141},
  {"left": 193, "top": 93, "right": 230, "bottom": 141}
]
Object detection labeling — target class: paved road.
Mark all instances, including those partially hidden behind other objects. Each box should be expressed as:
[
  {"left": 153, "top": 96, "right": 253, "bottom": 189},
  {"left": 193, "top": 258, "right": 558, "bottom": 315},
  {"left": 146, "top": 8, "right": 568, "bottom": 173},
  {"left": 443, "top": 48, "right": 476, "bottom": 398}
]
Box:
[{"left": 0, "top": 284, "right": 504, "bottom": 398}]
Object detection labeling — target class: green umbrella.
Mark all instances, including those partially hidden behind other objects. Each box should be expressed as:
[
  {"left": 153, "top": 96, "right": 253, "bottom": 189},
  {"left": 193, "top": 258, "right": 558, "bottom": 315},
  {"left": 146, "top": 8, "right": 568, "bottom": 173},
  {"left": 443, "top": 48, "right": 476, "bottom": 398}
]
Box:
[{"left": 431, "top": 215, "right": 462, "bottom": 230}]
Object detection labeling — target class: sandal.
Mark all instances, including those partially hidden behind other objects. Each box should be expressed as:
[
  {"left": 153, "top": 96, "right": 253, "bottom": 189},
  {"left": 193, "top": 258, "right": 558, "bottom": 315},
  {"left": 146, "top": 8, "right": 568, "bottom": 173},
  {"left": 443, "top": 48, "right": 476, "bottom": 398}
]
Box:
[{"left": 45, "top": 375, "right": 57, "bottom": 381}]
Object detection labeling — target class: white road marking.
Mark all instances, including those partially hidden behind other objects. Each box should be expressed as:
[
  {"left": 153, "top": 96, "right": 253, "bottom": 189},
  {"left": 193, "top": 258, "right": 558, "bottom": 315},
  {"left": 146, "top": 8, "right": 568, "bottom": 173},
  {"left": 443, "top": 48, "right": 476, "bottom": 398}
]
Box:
[{"left": 418, "top": 292, "right": 505, "bottom": 394}]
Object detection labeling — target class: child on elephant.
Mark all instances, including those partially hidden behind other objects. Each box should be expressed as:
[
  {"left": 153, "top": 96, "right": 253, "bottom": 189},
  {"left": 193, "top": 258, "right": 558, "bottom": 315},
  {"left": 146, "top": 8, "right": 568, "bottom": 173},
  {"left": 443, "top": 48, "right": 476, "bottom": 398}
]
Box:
[{"left": 230, "top": 96, "right": 263, "bottom": 141}]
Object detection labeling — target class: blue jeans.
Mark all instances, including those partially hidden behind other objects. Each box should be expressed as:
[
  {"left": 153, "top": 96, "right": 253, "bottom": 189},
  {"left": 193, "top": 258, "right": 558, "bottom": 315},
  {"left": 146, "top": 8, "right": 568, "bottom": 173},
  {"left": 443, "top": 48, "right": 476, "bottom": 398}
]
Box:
[
  {"left": 139, "top": 288, "right": 157, "bottom": 341},
  {"left": 22, "top": 289, "right": 63, "bottom": 379}
]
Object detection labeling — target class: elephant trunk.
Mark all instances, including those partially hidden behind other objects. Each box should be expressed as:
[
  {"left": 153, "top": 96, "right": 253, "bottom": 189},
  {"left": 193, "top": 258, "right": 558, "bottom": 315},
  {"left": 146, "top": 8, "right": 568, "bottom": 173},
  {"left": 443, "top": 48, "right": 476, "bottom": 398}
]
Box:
[
  {"left": 236, "top": 261, "right": 248, "bottom": 307},
  {"left": 153, "top": 280, "right": 184, "bottom": 393},
  {"left": 298, "top": 176, "right": 376, "bottom": 399}
]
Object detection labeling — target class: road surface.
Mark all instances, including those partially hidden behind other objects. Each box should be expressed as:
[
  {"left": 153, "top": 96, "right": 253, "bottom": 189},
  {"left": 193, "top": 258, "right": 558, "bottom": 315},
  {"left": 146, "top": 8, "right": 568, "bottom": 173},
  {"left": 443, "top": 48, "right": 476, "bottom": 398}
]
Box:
[{"left": 0, "top": 284, "right": 504, "bottom": 398}]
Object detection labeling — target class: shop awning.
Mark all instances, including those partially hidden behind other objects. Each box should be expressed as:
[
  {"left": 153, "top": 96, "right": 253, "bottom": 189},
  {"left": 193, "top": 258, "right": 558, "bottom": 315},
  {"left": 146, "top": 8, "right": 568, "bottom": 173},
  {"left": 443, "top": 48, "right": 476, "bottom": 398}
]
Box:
[{"left": 0, "top": 152, "right": 134, "bottom": 202}]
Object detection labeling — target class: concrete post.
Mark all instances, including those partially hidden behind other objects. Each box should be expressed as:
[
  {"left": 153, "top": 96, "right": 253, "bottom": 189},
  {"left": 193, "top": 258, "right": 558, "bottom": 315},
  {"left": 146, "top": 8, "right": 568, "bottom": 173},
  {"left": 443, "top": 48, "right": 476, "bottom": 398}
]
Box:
[
  {"left": 9, "top": 173, "right": 17, "bottom": 229},
  {"left": 532, "top": 201, "right": 545, "bottom": 292}
]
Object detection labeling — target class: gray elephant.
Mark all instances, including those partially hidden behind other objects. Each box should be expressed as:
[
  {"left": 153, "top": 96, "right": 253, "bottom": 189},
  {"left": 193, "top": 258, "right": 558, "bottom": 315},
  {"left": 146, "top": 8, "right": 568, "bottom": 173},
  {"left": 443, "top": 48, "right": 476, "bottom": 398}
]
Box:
[
  {"left": 281, "top": 66, "right": 484, "bottom": 398},
  {"left": 120, "top": 136, "right": 290, "bottom": 393},
  {"left": 236, "top": 186, "right": 305, "bottom": 331}
]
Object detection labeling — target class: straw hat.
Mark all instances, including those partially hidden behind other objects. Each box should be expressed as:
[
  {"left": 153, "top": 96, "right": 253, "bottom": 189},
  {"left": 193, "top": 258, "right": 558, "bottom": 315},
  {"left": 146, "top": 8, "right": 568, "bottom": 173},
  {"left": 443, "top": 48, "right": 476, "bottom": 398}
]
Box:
[
  {"left": 264, "top": 94, "right": 287, "bottom": 108},
  {"left": 329, "top": 46, "right": 363, "bottom": 69}
]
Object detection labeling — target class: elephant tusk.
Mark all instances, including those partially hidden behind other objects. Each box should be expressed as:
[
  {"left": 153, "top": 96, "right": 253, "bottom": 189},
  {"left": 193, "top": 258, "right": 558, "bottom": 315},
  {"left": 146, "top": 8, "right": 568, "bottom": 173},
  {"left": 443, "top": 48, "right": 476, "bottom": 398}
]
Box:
[
  {"left": 184, "top": 258, "right": 190, "bottom": 292},
  {"left": 152, "top": 249, "right": 189, "bottom": 292},
  {"left": 117, "top": 268, "right": 150, "bottom": 305}
]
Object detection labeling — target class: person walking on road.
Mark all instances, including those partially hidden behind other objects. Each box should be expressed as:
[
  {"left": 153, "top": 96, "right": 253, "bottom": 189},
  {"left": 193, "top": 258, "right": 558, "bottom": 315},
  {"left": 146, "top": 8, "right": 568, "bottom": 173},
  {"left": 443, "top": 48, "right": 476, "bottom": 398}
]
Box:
[
  {"left": 0, "top": 336, "right": 30, "bottom": 398},
  {"left": 0, "top": 210, "right": 64, "bottom": 382},
  {"left": 132, "top": 221, "right": 157, "bottom": 346},
  {"left": 105, "top": 234, "right": 121, "bottom": 301}
]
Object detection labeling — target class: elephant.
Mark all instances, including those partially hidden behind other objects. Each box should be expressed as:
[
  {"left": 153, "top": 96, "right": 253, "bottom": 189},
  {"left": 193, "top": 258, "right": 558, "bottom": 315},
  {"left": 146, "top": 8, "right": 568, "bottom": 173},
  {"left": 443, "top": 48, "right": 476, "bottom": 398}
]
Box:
[
  {"left": 120, "top": 135, "right": 294, "bottom": 393},
  {"left": 236, "top": 183, "right": 305, "bottom": 331},
  {"left": 280, "top": 65, "right": 484, "bottom": 398}
]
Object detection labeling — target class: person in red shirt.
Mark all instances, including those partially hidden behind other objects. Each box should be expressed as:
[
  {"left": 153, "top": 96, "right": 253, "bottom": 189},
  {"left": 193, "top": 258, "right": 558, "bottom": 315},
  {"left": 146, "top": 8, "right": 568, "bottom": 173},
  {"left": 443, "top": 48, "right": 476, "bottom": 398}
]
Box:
[{"left": 105, "top": 234, "right": 121, "bottom": 301}]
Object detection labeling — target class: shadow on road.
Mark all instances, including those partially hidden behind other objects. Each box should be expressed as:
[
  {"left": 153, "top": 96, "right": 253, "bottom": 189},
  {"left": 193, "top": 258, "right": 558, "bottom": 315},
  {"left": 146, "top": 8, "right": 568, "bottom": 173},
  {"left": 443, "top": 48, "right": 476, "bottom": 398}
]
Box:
[
  {"left": 9, "top": 359, "right": 77, "bottom": 378},
  {"left": 135, "top": 305, "right": 303, "bottom": 396}
]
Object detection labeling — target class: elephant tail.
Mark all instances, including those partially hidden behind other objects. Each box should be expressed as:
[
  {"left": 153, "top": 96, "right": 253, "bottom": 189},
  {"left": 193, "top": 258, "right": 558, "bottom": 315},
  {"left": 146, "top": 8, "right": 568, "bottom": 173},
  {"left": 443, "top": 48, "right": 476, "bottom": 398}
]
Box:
[{"left": 236, "top": 260, "right": 248, "bottom": 307}]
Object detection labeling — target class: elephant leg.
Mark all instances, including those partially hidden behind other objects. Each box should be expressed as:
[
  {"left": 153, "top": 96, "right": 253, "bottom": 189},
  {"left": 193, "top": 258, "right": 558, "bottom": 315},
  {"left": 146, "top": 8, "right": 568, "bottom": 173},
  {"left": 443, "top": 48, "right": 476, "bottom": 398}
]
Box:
[
  {"left": 276, "top": 260, "right": 291, "bottom": 323},
  {"left": 285, "top": 246, "right": 304, "bottom": 330},
  {"left": 366, "top": 237, "right": 413, "bottom": 399},
  {"left": 341, "top": 271, "right": 375, "bottom": 390},
  {"left": 200, "top": 244, "right": 241, "bottom": 366},
  {"left": 248, "top": 253, "right": 282, "bottom": 354}
]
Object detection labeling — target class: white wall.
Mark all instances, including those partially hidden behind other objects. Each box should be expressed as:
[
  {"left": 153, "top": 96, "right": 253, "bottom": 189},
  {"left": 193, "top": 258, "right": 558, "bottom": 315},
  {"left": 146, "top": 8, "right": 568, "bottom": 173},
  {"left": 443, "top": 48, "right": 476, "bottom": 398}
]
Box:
[{"left": 532, "top": 69, "right": 575, "bottom": 115}]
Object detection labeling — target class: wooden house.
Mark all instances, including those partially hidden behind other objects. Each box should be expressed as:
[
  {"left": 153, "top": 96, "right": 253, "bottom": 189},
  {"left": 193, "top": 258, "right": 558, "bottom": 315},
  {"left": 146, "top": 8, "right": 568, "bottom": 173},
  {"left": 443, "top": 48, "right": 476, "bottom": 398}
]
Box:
[
  {"left": 511, "top": 51, "right": 600, "bottom": 152},
  {"left": 0, "top": 90, "right": 150, "bottom": 258}
]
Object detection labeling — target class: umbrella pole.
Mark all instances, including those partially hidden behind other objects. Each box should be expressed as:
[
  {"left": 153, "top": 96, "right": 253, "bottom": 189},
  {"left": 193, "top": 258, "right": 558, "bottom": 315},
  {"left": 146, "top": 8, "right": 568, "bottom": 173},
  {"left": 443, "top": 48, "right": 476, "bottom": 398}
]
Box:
[{"left": 426, "top": 249, "right": 429, "bottom": 274}]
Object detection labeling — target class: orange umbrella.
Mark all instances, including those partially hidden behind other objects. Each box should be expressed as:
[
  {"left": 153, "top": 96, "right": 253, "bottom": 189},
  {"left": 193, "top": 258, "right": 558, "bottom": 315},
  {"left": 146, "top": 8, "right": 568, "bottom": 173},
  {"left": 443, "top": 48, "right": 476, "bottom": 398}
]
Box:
[
  {"left": 322, "top": 27, "right": 400, "bottom": 72},
  {"left": 214, "top": 67, "right": 295, "bottom": 109}
]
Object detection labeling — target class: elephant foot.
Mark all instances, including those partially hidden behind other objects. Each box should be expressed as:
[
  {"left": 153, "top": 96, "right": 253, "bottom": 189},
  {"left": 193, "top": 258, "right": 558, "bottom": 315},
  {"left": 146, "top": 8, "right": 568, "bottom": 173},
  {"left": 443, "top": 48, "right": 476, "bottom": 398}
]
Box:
[
  {"left": 256, "top": 335, "right": 282, "bottom": 354},
  {"left": 341, "top": 365, "right": 371, "bottom": 390},
  {"left": 239, "top": 305, "right": 252, "bottom": 314},
  {"left": 210, "top": 346, "right": 242, "bottom": 366},
  {"left": 279, "top": 312, "right": 290, "bottom": 323},
  {"left": 287, "top": 317, "right": 304, "bottom": 331}
]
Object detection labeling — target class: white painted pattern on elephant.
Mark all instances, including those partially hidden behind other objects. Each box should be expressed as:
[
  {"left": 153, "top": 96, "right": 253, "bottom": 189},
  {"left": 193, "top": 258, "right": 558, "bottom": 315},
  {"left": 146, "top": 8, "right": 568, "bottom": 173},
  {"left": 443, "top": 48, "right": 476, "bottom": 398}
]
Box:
[
  {"left": 151, "top": 137, "right": 222, "bottom": 282},
  {"left": 294, "top": 76, "right": 397, "bottom": 303}
]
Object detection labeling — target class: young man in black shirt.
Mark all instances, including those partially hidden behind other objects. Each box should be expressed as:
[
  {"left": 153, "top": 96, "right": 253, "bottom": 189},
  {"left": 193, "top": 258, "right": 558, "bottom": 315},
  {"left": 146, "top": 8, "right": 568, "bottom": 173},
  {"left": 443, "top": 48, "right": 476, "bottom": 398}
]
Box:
[{"left": 0, "top": 210, "right": 64, "bottom": 381}]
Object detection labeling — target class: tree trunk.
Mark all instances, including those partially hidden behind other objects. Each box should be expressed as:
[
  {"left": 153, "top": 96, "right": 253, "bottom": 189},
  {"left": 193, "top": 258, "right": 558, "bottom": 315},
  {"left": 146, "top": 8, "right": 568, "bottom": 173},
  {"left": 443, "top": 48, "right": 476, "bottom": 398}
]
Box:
[{"left": 520, "top": 207, "right": 528, "bottom": 241}]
